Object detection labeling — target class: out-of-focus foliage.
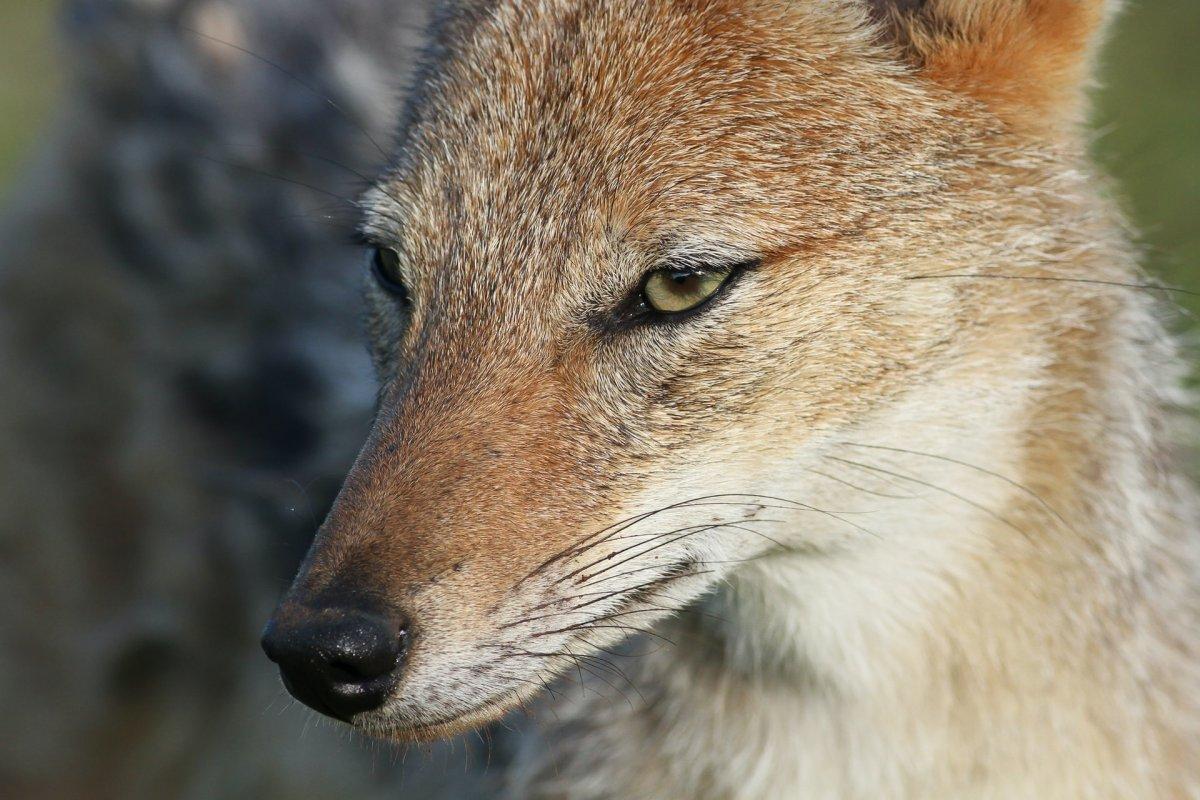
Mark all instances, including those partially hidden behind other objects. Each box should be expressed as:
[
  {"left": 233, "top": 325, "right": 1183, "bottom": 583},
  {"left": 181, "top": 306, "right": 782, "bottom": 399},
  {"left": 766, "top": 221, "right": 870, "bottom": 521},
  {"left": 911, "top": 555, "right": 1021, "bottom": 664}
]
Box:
[{"left": 1093, "top": 2, "right": 1200, "bottom": 323}]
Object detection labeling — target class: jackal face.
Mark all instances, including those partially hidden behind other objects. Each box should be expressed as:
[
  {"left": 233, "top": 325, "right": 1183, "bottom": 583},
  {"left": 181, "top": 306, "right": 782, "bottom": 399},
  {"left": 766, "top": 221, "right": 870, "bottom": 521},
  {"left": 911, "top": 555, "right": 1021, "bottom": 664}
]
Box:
[{"left": 263, "top": 0, "right": 1114, "bottom": 739}]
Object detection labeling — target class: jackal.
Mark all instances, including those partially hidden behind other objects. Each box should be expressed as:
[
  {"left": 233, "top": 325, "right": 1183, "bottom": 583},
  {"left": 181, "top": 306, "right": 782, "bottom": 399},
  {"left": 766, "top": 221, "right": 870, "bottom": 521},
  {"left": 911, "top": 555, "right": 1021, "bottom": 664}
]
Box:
[{"left": 262, "top": 1, "right": 1200, "bottom": 797}]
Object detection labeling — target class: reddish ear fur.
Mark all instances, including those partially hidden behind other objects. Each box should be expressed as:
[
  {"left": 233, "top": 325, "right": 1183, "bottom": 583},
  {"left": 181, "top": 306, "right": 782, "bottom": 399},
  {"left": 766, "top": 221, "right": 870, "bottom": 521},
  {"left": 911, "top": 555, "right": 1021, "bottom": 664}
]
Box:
[{"left": 871, "top": 0, "right": 1118, "bottom": 131}]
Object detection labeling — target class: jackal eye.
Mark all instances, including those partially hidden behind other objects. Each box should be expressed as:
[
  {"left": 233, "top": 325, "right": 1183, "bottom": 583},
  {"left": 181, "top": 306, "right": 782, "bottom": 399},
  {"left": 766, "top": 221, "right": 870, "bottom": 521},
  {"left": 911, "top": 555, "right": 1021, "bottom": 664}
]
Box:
[
  {"left": 642, "top": 265, "right": 735, "bottom": 314},
  {"left": 370, "top": 247, "right": 409, "bottom": 300}
]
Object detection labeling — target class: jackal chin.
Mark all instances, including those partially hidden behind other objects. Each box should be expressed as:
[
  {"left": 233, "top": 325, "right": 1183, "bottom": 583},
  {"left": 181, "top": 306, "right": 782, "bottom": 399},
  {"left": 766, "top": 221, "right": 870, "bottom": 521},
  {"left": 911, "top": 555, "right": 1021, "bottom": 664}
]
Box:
[{"left": 355, "top": 689, "right": 533, "bottom": 743}]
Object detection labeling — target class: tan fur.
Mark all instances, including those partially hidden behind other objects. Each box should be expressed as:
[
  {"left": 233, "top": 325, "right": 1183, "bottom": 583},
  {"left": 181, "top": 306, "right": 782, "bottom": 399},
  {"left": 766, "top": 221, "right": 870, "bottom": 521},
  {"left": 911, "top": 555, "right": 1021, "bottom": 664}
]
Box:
[
  {"left": 271, "top": 1, "right": 1200, "bottom": 796},
  {"left": 877, "top": 0, "right": 1116, "bottom": 130}
]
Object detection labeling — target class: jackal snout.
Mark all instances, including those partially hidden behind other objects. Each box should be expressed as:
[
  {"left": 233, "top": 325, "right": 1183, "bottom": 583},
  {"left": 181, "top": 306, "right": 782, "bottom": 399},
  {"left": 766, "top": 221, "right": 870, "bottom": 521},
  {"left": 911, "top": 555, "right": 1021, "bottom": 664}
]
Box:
[{"left": 262, "top": 364, "right": 611, "bottom": 729}]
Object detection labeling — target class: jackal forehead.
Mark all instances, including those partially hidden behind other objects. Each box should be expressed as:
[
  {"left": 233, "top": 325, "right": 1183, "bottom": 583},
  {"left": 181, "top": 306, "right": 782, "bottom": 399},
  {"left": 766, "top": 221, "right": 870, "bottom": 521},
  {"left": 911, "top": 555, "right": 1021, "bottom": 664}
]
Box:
[{"left": 360, "top": 0, "right": 937, "bottom": 279}]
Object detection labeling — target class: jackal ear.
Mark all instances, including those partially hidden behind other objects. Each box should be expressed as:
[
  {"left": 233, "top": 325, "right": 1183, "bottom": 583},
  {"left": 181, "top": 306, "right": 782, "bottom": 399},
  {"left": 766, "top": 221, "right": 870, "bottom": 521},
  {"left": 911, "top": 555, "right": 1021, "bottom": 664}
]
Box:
[{"left": 866, "top": 0, "right": 1119, "bottom": 131}]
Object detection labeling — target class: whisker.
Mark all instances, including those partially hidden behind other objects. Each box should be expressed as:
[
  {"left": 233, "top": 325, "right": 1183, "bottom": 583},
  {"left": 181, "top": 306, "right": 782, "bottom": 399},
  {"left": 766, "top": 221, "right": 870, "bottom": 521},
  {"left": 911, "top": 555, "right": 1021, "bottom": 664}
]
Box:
[
  {"left": 562, "top": 605, "right": 722, "bottom": 633},
  {"left": 564, "top": 517, "right": 788, "bottom": 585},
  {"left": 182, "top": 27, "right": 392, "bottom": 161},
  {"left": 533, "top": 623, "right": 678, "bottom": 647},
  {"left": 523, "top": 493, "right": 806, "bottom": 587},
  {"left": 496, "top": 645, "right": 640, "bottom": 697},
  {"left": 689, "top": 553, "right": 784, "bottom": 568},
  {"left": 561, "top": 523, "right": 731, "bottom": 586},
  {"left": 603, "top": 513, "right": 790, "bottom": 544},
  {"left": 566, "top": 644, "right": 643, "bottom": 708},
  {"left": 578, "top": 563, "right": 716, "bottom": 592},
  {"left": 829, "top": 457, "right": 923, "bottom": 496},
  {"left": 554, "top": 493, "right": 876, "bottom": 587},
  {"left": 805, "top": 467, "right": 917, "bottom": 500},
  {"left": 576, "top": 630, "right": 672, "bottom": 659},
  {"left": 521, "top": 496, "right": 743, "bottom": 586},
  {"left": 839, "top": 441, "right": 1071, "bottom": 527},
  {"left": 503, "top": 573, "right": 691, "bottom": 629},
  {"left": 563, "top": 570, "right": 704, "bottom": 614},
  {"left": 904, "top": 273, "right": 1200, "bottom": 298},
  {"left": 228, "top": 145, "right": 414, "bottom": 213},
  {"left": 826, "top": 455, "right": 1035, "bottom": 543},
  {"left": 197, "top": 155, "right": 362, "bottom": 207},
  {"left": 557, "top": 523, "right": 716, "bottom": 585}
]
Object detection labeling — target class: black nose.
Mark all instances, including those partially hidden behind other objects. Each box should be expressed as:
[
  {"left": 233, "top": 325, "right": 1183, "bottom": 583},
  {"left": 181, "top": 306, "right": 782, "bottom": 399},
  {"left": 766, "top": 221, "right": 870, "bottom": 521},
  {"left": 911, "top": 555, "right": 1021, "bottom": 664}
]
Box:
[{"left": 261, "top": 608, "right": 409, "bottom": 721}]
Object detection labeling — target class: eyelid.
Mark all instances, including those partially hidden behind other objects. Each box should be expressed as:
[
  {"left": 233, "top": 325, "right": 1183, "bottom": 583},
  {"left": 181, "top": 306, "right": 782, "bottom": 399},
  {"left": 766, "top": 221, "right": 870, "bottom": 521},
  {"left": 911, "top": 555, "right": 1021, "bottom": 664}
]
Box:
[
  {"left": 661, "top": 263, "right": 734, "bottom": 280},
  {"left": 641, "top": 256, "right": 759, "bottom": 288},
  {"left": 596, "top": 257, "right": 758, "bottom": 331},
  {"left": 658, "top": 239, "right": 758, "bottom": 265}
]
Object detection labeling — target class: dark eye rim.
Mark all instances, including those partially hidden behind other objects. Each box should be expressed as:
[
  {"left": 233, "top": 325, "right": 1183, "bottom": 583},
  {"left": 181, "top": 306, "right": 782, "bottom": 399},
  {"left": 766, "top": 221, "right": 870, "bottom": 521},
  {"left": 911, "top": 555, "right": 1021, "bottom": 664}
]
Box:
[
  {"left": 619, "top": 258, "right": 759, "bottom": 328},
  {"left": 369, "top": 246, "right": 411, "bottom": 300}
]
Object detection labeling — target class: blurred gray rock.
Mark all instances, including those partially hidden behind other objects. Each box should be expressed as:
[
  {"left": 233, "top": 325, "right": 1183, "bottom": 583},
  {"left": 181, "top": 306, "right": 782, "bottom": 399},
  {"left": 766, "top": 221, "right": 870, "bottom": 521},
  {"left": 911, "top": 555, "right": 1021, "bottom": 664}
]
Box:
[{"left": 0, "top": 1, "right": 515, "bottom": 797}]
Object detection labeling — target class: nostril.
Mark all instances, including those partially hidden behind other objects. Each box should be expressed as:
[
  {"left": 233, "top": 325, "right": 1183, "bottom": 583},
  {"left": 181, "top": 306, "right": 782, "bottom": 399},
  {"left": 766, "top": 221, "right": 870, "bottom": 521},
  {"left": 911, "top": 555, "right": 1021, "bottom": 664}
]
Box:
[
  {"left": 262, "top": 609, "right": 410, "bottom": 721},
  {"left": 327, "top": 656, "right": 385, "bottom": 683}
]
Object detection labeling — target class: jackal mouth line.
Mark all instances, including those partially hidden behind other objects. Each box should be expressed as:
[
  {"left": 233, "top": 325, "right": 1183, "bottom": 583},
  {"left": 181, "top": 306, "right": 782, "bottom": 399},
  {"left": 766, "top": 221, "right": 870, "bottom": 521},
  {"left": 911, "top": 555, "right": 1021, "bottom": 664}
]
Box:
[
  {"left": 356, "top": 563, "right": 702, "bottom": 742},
  {"left": 360, "top": 675, "right": 549, "bottom": 744},
  {"left": 375, "top": 700, "right": 519, "bottom": 743}
]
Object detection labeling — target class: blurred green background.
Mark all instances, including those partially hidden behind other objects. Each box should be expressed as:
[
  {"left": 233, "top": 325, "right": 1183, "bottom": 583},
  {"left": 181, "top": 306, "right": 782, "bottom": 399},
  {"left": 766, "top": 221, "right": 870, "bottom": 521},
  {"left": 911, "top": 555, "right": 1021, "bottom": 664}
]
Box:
[
  {"left": 0, "top": 1, "right": 60, "bottom": 198},
  {"left": 0, "top": 0, "right": 1196, "bottom": 309}
]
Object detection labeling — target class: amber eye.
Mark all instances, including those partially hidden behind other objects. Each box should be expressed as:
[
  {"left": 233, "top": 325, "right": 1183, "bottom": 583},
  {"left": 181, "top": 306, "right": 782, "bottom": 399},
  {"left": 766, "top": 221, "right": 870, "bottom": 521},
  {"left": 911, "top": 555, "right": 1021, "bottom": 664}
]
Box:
[
  {"left": 642, "top": 265, "right": 735, "bottom": 314},
  {"left": 370, "top": 247, "right": 409, "bottom": 299}
]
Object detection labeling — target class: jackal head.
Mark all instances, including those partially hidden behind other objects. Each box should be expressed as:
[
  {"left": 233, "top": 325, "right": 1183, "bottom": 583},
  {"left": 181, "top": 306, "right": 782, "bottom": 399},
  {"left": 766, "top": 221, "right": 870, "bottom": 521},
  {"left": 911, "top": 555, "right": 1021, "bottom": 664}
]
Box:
[{"left": 263, "top": 0, "right": 1118, "bottom": 740}]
